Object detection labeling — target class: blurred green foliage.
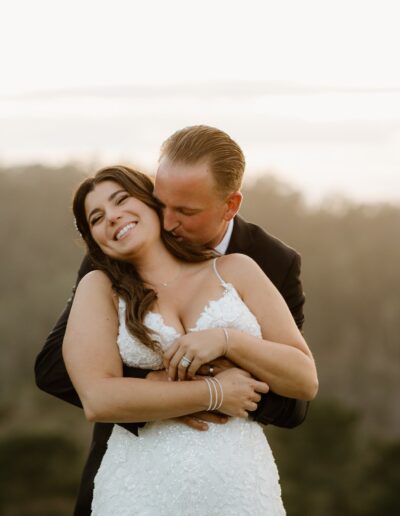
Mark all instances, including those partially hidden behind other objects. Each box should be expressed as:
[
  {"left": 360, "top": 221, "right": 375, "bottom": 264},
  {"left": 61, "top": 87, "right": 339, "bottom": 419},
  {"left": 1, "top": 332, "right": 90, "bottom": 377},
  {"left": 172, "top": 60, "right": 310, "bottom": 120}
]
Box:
[
  {"left": 0, "top": 432, "right": 82, "bottom": 516},
  {"left": 0, "top": 164, "right": 399, "bottom": 515}
]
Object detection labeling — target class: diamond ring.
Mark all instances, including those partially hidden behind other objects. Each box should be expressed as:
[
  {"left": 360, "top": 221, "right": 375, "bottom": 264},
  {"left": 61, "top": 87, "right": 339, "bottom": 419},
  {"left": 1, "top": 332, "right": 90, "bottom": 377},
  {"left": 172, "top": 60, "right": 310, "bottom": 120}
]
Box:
[{"left": 180, "top": 356, "right": 192, "bottom": 368}]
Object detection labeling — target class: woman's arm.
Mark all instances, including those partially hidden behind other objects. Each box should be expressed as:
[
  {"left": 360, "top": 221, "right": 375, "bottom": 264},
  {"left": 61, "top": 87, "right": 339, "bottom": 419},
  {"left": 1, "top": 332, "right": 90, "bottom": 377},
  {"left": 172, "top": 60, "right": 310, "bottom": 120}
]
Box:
[
  {"left": 165, "top": 255, "right": 318, "bottom": 401},
  {"left": 225, "top": 254, "right": 318, "bottom": 400},
  {"left": 62, "top": 270, "right": 268, "bottom": 422},
  {"left": 35, "top": 255, "right": 152, "bottom": 410}
]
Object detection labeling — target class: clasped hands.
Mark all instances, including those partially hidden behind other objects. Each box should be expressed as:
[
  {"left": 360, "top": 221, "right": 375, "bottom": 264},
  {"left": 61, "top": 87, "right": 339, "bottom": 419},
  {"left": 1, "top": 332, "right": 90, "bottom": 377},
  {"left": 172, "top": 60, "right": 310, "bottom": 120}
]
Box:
[
  {"left": 163, "top": 327, "right": 229, "bottom": 382},
  {"left": 147, "top": 328, "right": 268, "bottom": 431}
]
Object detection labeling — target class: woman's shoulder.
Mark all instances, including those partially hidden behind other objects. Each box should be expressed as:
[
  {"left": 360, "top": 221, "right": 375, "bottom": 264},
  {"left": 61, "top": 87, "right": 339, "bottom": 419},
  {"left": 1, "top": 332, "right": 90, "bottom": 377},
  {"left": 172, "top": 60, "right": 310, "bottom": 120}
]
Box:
[
  {"left": 76, "top": 269, "right": 114, "bottom": 297},
  {"left": 216, "top": 253, "right": 258, "bottom": 272},
  {"left": 214, "top": 254, "right": 269, "bottom": 286}
]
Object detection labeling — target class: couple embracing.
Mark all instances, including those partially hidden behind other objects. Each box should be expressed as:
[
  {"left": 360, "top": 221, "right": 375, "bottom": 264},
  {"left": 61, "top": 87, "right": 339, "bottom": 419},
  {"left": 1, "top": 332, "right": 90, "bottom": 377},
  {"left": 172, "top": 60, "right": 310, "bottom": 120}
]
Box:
[{"left": 35, "top": 125, "right": 318, "bottom": 515}]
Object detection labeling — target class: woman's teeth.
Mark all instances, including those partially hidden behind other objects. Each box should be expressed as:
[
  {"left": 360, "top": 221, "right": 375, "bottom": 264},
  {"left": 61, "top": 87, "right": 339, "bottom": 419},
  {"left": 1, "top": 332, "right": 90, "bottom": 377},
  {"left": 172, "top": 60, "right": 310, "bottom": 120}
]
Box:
[{"left": 116, "top": 223, "right": 136, "bottom": 240}]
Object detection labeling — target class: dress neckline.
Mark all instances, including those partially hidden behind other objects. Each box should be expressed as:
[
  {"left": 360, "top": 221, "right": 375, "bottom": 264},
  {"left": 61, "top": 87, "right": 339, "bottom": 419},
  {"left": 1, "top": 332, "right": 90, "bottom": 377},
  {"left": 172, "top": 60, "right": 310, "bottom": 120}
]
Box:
[{"left": 145, "top": 282, "right": 236, "bottom": 337}]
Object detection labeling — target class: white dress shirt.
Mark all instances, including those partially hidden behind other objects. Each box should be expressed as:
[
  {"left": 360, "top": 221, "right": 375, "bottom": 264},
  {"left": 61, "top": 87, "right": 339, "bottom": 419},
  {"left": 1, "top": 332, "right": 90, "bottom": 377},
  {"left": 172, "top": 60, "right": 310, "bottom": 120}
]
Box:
[{"left": 214, "top": 219, "right": 234, "bottom": 255}]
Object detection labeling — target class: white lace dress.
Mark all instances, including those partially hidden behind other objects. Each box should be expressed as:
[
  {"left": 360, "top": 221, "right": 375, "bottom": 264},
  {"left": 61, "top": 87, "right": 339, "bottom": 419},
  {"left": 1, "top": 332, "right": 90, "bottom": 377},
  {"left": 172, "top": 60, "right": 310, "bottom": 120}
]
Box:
[{"left": 91, "top": 263, "right": 285, "bottom": 516}]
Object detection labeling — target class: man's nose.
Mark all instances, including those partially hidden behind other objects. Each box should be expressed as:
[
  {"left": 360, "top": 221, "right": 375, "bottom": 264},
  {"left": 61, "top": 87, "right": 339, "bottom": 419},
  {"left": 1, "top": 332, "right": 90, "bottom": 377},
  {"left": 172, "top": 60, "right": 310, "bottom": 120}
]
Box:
[{"left": 163, "top": 208, "right": 179, "bottom": 232}]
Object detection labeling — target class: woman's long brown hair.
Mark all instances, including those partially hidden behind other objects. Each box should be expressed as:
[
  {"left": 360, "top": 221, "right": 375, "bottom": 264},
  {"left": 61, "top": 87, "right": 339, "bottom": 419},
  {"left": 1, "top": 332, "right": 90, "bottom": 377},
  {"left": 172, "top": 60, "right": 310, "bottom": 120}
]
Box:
[{"left": 73, "top": 165, "right": 216, "bottom": 351}]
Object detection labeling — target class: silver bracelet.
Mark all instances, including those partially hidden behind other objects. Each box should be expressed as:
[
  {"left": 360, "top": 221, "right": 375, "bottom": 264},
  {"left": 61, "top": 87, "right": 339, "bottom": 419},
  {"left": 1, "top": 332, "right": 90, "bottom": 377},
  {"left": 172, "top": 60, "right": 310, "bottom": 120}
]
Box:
[
  {"left": 203, "top": 377, "right": 213, "bottom": 411},
  {"left": 209, "top": 377, "right": 219, "bottom": 411},
  {"left": 212, "top": 377, "right": 224, "bottom": 411}
]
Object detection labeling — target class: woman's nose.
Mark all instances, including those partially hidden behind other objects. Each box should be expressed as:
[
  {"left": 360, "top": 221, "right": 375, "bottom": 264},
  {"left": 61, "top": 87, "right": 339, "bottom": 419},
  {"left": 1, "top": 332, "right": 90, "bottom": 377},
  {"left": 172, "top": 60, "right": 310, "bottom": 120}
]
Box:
[{"left": 106, "top": 208, "right": 122, "bottom": 225}]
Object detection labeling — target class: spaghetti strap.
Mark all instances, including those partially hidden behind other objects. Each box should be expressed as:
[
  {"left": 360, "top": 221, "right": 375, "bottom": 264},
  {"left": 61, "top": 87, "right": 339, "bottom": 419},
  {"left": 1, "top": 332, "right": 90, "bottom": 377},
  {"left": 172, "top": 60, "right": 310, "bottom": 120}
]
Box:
[{"left": 212, "top": 257, "right": 229, "bottom": 288}]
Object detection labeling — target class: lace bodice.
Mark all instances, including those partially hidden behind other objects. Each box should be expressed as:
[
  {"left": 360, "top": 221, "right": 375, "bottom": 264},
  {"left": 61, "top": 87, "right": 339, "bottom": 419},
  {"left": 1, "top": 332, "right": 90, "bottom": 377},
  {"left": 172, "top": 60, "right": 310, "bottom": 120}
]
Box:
[{"left": 117, "top": 261, "right": 262, "bottom": 370}]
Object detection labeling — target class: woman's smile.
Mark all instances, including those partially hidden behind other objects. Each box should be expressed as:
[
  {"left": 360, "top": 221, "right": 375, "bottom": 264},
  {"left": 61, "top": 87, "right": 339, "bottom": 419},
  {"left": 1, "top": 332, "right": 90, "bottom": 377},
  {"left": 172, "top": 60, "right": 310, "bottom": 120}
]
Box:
[{"left": 114, "top": 221, "right": 138, "bottom": 241}]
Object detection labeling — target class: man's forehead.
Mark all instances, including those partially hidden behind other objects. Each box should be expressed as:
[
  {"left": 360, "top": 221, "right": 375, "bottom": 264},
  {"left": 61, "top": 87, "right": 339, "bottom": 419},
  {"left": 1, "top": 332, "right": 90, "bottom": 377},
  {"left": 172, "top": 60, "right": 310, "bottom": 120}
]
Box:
[
  {"left": 153, "top": 181, "right": 203, "bottom": 210},
  {"left": 155, "top": 158, "right": 216, "bottom": 206}
]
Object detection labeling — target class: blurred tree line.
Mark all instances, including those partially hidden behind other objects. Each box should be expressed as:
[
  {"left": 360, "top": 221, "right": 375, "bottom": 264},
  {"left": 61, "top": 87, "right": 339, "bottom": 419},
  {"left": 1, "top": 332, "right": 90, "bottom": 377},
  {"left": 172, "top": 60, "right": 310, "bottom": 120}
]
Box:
[{"left": 0, "top": 164, "right": 399, "bottom": 515}]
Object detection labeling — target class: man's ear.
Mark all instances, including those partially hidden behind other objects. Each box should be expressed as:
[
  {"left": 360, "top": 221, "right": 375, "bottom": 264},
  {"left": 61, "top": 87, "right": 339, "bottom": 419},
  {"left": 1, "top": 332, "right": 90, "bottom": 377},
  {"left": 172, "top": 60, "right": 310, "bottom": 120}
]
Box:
[{"left": 223, "top": 191, "right": 243, "bottom": 221}]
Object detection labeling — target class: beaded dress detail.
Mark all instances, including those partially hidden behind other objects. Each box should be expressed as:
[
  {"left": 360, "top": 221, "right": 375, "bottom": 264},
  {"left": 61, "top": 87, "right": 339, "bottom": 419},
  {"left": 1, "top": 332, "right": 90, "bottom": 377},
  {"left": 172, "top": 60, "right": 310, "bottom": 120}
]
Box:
[{"left": 91, "top": 259, "right": 285, "bottom": 516}]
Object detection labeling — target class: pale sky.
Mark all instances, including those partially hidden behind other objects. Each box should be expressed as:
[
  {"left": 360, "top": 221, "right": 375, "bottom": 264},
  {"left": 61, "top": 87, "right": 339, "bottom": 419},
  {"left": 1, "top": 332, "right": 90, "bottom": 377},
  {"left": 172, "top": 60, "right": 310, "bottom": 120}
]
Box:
[
  {"left": 0, "top": 0, "right": 399, "bottom": 204},
  {"left": 1, "top": 0, "right": 399, "bottom": 96}
]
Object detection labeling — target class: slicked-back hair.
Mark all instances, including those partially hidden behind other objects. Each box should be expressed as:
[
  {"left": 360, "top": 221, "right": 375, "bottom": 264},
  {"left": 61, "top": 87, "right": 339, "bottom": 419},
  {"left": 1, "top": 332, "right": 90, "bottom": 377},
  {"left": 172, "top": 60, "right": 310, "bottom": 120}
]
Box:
[{"left": 160, "top": 125, "right": 245, "bottom": 197}]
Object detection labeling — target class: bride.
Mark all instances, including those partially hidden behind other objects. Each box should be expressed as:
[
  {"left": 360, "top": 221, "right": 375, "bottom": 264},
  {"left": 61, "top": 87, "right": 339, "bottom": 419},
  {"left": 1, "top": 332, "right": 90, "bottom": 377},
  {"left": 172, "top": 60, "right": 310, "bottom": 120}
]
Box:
[{"left": 64, "top": 165, "right": 318, "bottom": 515}]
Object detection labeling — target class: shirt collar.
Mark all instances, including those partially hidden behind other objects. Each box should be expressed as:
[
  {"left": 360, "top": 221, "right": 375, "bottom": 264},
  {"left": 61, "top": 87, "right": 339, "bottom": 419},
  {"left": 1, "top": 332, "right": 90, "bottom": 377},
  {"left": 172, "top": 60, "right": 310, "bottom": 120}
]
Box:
[{"left": 214, "top": 219, "right": 234, "bottom": 255}]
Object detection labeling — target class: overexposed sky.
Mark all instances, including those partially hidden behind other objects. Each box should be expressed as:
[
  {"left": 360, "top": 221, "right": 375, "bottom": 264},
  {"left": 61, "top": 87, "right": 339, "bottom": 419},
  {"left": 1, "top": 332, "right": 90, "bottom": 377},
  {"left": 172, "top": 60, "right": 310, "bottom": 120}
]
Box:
[
  {"left": 0, "top": 0, "right": 399, "bottom": 204},
  {"left": 1, "top": 0, "right": 399, "bottom": 96}
]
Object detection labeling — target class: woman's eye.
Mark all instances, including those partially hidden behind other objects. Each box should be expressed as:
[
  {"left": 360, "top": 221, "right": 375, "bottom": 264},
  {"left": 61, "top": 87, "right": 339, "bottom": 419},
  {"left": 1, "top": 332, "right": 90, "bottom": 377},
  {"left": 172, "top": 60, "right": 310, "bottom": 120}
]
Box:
[
  {"left": 117, "top": 195, "right": 128, "bottom": 205},
  {"left": 91, "top": 216, "right": 102, "bottom": 226}
]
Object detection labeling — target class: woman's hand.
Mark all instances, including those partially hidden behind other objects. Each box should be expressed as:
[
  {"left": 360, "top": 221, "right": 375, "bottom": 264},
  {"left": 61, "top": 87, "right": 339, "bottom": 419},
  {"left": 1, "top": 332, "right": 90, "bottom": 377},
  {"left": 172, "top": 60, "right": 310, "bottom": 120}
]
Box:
[
  {"left": 215, "top": 368, "right": 269, "bottom": 418},
  {"left": 163, "top": 328, "right": 227, "bottom": 381}
]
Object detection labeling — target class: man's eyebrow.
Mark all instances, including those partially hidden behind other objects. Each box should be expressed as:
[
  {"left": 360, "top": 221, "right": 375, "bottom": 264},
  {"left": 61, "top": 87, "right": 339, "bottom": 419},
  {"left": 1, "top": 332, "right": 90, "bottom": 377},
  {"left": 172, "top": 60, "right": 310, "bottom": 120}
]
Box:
[
  {"left": 88, "top": 189, "right": 126, "bottom": 220},
  {"left": 176, "top": 206, "right": 201, "bottom": 212}
]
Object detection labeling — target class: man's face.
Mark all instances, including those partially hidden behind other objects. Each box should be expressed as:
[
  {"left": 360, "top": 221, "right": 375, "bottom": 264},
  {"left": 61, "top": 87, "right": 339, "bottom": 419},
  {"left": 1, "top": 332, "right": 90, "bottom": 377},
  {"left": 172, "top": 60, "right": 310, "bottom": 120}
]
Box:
[{"left": 154, "top": 158, "right": 231, "bottom": 247}]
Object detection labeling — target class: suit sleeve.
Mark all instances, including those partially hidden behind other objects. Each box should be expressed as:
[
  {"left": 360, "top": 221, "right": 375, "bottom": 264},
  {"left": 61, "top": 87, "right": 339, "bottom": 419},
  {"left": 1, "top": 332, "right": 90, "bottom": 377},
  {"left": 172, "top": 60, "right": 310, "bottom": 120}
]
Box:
[
  {"left": 251, "top": 252, "right": 309, "bottom": 428},
  {"left": 279, "top": 253, "right": 305, "bottom": 331},
  {"left": 34, "top": 255, "right": 151, "bottom": 412}
]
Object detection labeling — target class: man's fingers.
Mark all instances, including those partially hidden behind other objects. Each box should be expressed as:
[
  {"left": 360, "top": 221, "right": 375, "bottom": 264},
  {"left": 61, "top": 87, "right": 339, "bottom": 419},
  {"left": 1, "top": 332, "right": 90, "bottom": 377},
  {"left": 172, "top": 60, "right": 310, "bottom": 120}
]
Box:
[
  {"left": 179, "top": 416, "right": 209, "bottom": 431},
  {"left": 194, "top": 411, "right": 229, "bottom": 424}
]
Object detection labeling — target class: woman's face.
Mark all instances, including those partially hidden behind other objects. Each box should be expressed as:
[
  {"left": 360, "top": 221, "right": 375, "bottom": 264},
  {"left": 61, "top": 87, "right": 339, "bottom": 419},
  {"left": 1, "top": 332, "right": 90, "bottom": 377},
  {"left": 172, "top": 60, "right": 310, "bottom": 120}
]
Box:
[{"left": 84, "top": 180, "right": 161, "bottom": 261}]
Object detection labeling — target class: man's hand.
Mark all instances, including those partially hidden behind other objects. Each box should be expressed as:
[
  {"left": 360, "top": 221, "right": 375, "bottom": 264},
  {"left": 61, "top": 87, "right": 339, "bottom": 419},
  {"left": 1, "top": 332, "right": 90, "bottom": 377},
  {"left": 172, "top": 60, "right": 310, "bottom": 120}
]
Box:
[
  {"left": 197, "top": 357, "right": 236, "bottom": 376},
  {"left": 178, "top": 411, "right": 229, "bottom": 431}
]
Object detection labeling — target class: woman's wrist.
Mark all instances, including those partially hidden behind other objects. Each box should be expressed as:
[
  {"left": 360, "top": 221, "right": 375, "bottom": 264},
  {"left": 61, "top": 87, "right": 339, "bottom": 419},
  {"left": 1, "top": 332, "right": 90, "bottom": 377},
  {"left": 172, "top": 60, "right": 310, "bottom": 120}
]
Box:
[
  {"left": 202, "top": 376, "right": 224, "bottom": 411},
  {"left": 221, "top": 328, "right": 229, "bottom": 356}
]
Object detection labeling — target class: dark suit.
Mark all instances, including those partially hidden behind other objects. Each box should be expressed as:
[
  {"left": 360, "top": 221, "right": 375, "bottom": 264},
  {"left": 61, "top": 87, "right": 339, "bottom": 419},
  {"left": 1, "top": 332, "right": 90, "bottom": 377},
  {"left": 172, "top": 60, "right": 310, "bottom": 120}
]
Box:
[{"left": 35, "top": 215, "right": 308, "bottom": 515}]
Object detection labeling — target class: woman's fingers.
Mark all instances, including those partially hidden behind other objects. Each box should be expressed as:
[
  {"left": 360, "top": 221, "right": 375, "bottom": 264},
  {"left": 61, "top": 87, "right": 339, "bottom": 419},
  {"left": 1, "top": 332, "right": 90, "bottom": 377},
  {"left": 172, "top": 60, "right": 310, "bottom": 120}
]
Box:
[
  {"left": 163, "top": 341, "right": 180, "bottom": 369},
  {"left": 251, "top": 393, "right": 262, "bottom": 403},
  {"left": 246, "top": 401, "right": 258, "bottom": 412},
  {"left": 167, "top": 349, "right": 185, "bottom": 380},
  {"left": 252, "top": 379, "right": 270, "bottom": 394},
  {"left": 177, "top": 353, "right": 196, "bottom": 381},
  {"left": 186, "top": 356, "right": 202, "bottom": 380}
]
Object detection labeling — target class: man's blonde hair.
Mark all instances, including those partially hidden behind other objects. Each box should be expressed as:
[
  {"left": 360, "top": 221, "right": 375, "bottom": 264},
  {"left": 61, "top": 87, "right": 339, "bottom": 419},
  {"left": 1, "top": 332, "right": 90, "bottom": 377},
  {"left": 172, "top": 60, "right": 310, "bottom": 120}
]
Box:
[{"left": 159, "top": 125, "right": 245, "bottom": 196}]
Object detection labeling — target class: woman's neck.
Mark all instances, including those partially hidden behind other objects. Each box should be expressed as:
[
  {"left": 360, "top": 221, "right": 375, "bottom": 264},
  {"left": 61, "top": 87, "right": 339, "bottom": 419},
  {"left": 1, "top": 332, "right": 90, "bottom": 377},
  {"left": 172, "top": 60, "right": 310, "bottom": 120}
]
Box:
[{"left": 130, "top": 240, "right": 183, "bottom": 288}]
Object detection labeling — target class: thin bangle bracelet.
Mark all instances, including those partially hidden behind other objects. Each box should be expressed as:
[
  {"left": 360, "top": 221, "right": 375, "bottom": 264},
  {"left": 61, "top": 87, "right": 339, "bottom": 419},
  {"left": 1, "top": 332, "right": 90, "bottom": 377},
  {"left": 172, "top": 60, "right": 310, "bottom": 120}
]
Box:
[
  {"left": 212, "top": 377, "right": 224, "bottom": 411},
  {"left": 204, "top": 377, "right": 213, "bottom": 411}
]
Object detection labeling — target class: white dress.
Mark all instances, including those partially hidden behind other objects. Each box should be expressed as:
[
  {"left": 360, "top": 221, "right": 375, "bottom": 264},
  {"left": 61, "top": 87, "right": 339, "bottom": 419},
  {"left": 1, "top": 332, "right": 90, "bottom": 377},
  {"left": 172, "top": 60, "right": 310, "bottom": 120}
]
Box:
[{"left": 91, "top": 261, "right": 285, "bottom": 516}]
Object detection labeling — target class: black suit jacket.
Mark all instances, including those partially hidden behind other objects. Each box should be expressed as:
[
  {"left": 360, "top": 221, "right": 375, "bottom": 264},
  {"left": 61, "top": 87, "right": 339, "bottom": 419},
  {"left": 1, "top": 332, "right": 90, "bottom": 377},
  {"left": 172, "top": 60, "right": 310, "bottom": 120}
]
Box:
[{"left": 35, "top": 215, "right": 308, "bottom": 515}]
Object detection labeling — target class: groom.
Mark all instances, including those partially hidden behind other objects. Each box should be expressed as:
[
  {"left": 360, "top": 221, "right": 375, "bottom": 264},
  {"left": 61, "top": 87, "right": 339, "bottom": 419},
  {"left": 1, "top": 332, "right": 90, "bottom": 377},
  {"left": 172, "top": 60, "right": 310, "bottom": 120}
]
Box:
[{"left": 35, "top": 125, "right": 308, "bottom": 515}]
